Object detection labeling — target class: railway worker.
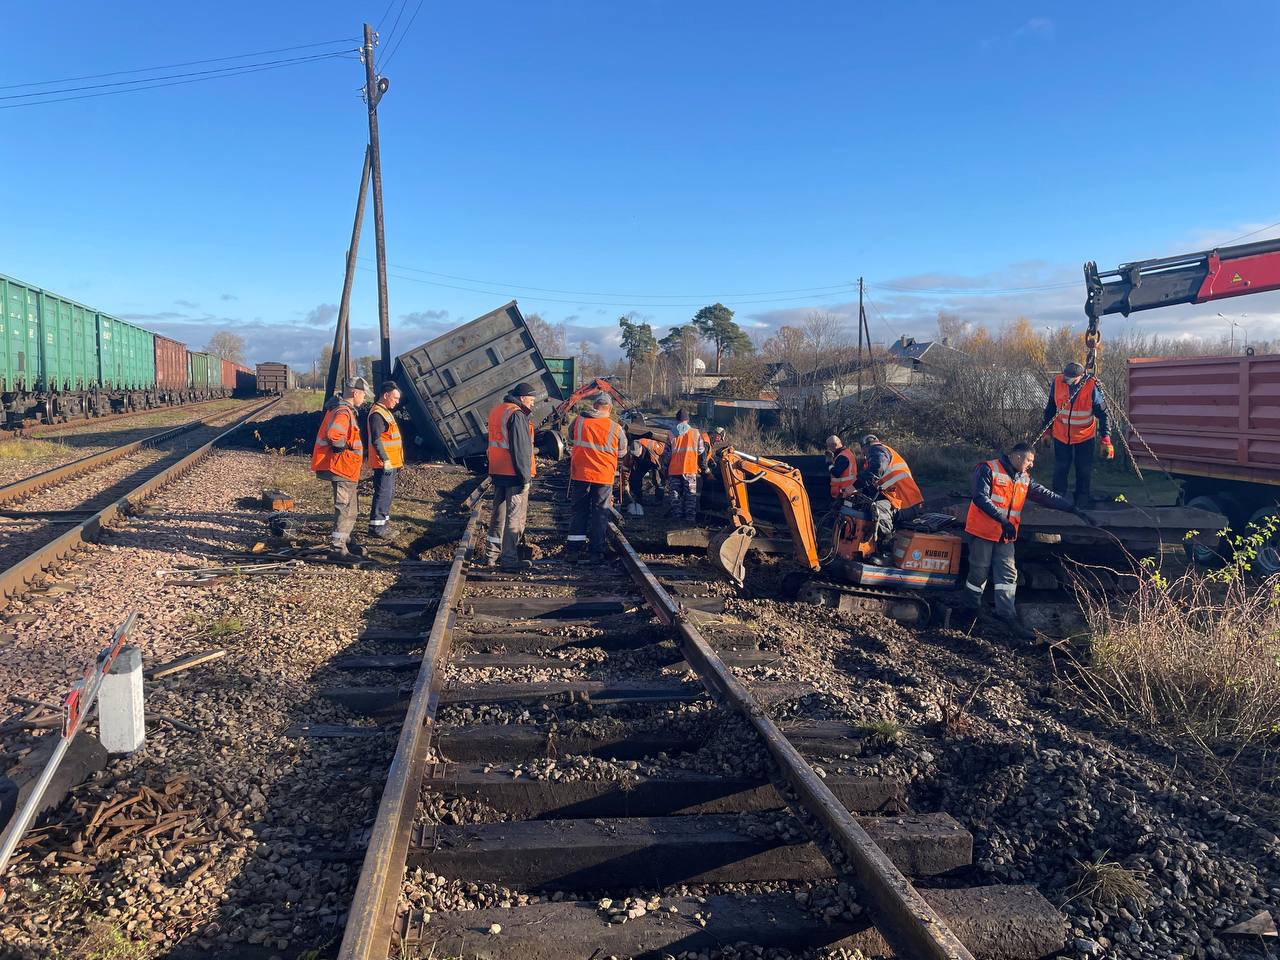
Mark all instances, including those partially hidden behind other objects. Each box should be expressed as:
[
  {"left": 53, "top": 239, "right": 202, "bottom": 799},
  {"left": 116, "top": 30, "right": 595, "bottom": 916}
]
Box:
[
  {"left": 854, "top": 434, "right": 924, "bottom": 554},
  {"left": 961, "top": 442, "right": 1084, "bottom": 636},
  {"left": 485, "top": 381, "right": 538, "bottom": 571},
  {"left": 311, "top": 376, "right": 368, "bottom": 556},
  {"left": 661, "top": 409, "right": 705, "bottom": 523},
  {"left": 625, "top": 432, "right": 665, "bottom": 515},
  {"left": 567, "top": 393, "right": 626, "bottom": 562},
  {"left": 366, "top": 382, "right": 404, "bottom": 540},
  {"left": 1041, "top": 361, "right": 1113, "bottom": 507},
  {"left": 825, "top": 435, "right": 858, "bottom": 500},
  {"left": 701, "top": 426, "right": 726, "bottom": 476}
]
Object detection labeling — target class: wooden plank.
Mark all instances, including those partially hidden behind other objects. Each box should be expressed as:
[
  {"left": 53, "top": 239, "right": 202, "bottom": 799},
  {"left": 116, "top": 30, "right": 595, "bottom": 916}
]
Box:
[
  {"left": 409, "top": 813, "right": 971, "bottom": 886},
  {"left": 145, "top": 649, "right": 226, "bottom": 680}
]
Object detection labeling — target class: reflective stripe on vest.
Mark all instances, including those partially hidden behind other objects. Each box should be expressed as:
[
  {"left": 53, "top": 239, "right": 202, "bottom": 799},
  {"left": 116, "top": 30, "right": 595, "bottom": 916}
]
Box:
[
  {"left": 830, "top": 448, "right": 856, "bottom": 498},
  {"left": 1052, "top": 375, "right": 1097, "bottom": 444},
  {"left": 871, "top": 443, "right": 924, "bottom": 510},
  {"left": 366, "top": 402, "right": 404, "bottom": 469},
  {"left": 570, "top": 415, "right": 624, "bottom": 484},
  {"left": 311, "top": 402, "right": 363, "bottom": 482},
  {"left": 964, "top": 458, "right": 1029, "bottom": 542},
  {"left": 487, "top": 401, "right": 536, "bottom": 478},
  {"left": 667, "top": 427, "right": 700, "bottom": 476}
]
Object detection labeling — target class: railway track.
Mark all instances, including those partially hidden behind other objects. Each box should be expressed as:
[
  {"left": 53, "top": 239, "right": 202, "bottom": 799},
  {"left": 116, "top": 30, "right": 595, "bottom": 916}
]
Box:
[
  {"left": 0, "top": 396, "right": 280, "bottom": 610},
  {"left": 0, "top": 396, "right": 237, "bottom": 440},
  {"left": 333, "top": 466, "right": 1068, "bottom": 960}
]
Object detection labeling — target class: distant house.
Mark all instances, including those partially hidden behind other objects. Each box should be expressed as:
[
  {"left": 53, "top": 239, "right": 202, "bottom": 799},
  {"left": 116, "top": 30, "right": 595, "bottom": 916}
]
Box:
[
  {"left": 888, "top": 335, "right": 968, "bottom": 378},
  {"left": 778, "top": 357, "right": 911, "bottom": 408}
]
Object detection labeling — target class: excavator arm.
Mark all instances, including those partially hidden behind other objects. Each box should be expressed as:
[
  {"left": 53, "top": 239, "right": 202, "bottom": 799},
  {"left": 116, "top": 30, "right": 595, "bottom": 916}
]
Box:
[
  {"left": 709, "top": 447, "right": 821, "bottom": 587},
  {"left": 544, "top": 378, "right": 640, "bottom": 429},
  {"left": 1082, "top": 236, "right": 1280, "bottom": 372}
]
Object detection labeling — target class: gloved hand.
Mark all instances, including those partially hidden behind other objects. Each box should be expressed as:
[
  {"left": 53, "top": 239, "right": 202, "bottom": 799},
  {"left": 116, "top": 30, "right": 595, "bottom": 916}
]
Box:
[
  {"left": 1100, "top": 435, "right": 1115, "bottom": 460},
  {"left": 825, "top": 449, "right": 835, "bottom": 463},
  {"left": 999, "top": 520, "right": 1017, "bottom": 541}
]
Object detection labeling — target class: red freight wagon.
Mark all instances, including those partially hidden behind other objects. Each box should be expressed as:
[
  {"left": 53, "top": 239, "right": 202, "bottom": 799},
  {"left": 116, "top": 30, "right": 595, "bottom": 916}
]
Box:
[
  {"left": 1128, "top": 352, "right": 1280, "bottom": 570},
  {"left": 220, "top": 358, "right": 236, "bottom": 392},
  {"left": 154, "top": 335, "right": 188, "bottom": 395}
]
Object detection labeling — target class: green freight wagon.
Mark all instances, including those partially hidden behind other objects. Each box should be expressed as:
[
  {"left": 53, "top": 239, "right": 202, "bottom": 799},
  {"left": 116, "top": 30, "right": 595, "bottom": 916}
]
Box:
[
  {"left": 187, "top": 350, "right": 218, "bottom": 396},
  {"left": 39, "top": 292, "right": 98, "bottom": 391},
  {"left": 544, "top": 356, "right": 579, "bottom": 396},
  {"left": 0, "top": 275, "right": 41, "bottom": 394},
  {"left": 96, "top": 314, "right": 156, "bottom": 391}
]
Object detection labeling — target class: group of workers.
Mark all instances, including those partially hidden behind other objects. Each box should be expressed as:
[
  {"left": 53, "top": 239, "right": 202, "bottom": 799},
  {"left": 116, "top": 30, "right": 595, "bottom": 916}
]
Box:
[
  {"left": 823, "top": 363, "right": 1109, "bottom": 632},
  {"left": 311, "top": 376, "right": 404, "bottom": 556}
]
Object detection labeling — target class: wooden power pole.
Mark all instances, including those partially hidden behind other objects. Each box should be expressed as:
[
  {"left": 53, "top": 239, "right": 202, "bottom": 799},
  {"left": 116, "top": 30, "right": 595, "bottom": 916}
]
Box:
[
  {"left": 362, "top": 23, "right": 392, "bottom": 386},
  {"left": 326, "top": 146, "right": 372, "bottom": 400}
]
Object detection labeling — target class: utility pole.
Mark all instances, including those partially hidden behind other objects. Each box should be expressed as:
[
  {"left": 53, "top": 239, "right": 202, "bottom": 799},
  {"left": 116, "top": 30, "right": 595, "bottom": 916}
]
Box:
[
  {"left": 326, "top": 147, "right": 372, "bottom": 400},
  {"left": 362, "top": 23, "right": 392, "bottom": 386},
  {"left": 856, "top": 278, "right": 865, "bottom": 398}
]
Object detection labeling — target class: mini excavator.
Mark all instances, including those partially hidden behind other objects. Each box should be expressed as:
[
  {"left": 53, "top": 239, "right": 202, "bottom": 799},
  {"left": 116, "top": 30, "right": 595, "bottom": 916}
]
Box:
[
  {"left": 535, "top": 377, "right": 644, "bottom": 462},
  {"left": 707, "top": 448, "right": 963, "bottom": 622}
]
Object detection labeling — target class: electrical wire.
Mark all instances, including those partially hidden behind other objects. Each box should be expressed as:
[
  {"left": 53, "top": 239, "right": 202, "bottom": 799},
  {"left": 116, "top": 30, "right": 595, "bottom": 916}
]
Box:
[
  {"left": 379, "top": 0, "right": 412, "bottom": 55},
  {"left": 1221, "top": 219, "right": 1280, "bottom": 245},
  {"left": 381, "top": 0, "right": 427, "bottom": 68},
  {"left": 375, "top": 0, "right": 399, "bottom": 30},
  {"left": 0, "top": 38, "right": 358, "bottom": 91},
  {"left": 0, "top": 50, "right": 356, "bottom": 102},
  {"left": 0, "top": 52, "right": 353, "bottom": 110},
  {"left": 866, "top": 278, "right": 1077, "bottom": 295}
]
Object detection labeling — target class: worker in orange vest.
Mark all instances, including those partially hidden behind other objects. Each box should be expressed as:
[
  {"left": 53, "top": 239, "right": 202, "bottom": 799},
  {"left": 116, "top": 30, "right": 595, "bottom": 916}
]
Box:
[
  {"left": 961, "top": 442, "right": 1084, "bottom": 636},
  {"left": 486, "top": 382, "right": 538, "bottom": 570},
  {"left": 567, "top": 393, "right": 626, "bottom": 562},
  {"left": 625, "top": 433, "right": 665, "bottom": 516},
  {"left": 854, "top": 434, "right": 924, "bottom": 556},
  {"left": 1041, "top": 361, "right": 1112, "bottom": 507},
  {"left": 311, "top": 377, "right": 367, "bottom": 555},
  {"left": 366, "top": 381, "right": 404, "bottom": 539},
  {"left": 825, "top": 435, "right": 858, "bottom": 500},
  {"left": 661, "top": 408, "right": 705, "bottom": 523}
]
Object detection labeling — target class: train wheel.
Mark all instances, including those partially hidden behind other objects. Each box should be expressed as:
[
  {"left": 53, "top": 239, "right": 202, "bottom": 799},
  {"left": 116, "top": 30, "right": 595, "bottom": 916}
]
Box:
[
  {"left": 1246, "top": 506, "right": 1280, "bottom": 575},
  {"left": 1184, "top": 495, "right": 1228, "bottom": 568}
]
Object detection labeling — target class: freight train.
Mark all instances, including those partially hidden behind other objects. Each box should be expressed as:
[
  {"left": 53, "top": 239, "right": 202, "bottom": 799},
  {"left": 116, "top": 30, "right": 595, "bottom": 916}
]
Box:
[{"left": 0, "top": 272, "right": 287, "bottom": 426}]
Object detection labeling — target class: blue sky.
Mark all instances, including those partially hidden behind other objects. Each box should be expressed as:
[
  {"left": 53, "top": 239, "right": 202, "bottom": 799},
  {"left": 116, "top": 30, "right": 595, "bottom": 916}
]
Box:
[{"left": 3, "top": 1, "right": 1278, "bottom": 365}]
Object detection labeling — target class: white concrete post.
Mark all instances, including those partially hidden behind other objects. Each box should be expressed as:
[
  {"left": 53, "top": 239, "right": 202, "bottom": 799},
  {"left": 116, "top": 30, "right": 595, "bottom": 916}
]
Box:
[{"left": 98, "top": 645, "right": 145, "bottom": 754}]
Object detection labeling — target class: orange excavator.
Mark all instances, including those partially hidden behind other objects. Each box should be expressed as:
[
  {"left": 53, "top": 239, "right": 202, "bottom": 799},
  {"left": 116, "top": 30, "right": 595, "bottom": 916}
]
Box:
[
  {"left": 708, "top": 447, "right": 963, "bottom": 622},
  {"left": 542, "top": 377, "right": 643, "bottom": 430}
]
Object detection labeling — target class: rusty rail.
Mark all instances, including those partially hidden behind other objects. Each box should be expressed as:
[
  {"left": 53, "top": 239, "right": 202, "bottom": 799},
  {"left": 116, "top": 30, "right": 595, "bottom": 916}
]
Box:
[
  {"left": 0, "top": 397, "right": 281, "bottom": 610},
  {"left": 339, "top": 477, "right": 974, "bottom": 959},
  {"left": 3, "top": 396, "right": 234, "bottom": 440}
]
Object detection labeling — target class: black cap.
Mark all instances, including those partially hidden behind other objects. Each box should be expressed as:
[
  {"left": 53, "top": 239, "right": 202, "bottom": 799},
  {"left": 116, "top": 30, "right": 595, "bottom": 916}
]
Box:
[
  {"left": 512, "top": 382, "right": 537, "bottom": 398},
  {"left": 1064, "top": 362, "right": 1085, "bottom": 377},
  {"left": 676, "top": 408, "right": 689, "bottom": 421}
]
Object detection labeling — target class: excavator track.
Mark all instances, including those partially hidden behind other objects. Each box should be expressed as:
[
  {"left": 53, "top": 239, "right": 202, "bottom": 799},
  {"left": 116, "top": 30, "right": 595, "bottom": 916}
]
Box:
[{"left": 794, "top": 576, "right": 935, "bottom": 625}]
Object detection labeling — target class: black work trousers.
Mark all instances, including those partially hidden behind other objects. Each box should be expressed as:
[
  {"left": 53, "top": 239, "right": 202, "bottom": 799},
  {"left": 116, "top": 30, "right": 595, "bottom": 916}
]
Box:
[
  {"left": 568, "top": 480, "right": 612, "bottom": 555},
  {"left": 1052, "top": 438, "right": 1095, "bottom": 503}
]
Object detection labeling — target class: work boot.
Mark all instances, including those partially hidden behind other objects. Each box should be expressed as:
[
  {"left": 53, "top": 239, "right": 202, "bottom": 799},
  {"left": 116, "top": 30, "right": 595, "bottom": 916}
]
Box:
[
  {"left": 347, "top": 540, "right": 366, "bottom": 558},
  {"left": 996, "top": 612, "right": 1036, "bottom": 641},
  {"left": 563, "top": 543, "right": 585, "bottom": 565},
  {"left": 585, "top": 550, "right": 607, "bottom": 564},
  {"left": 328, "top": 542, "right": 350, "bottom": 558},
  {"left": 367, "top": 524, "right": 396, "bottom": 540},
  {"left": 499, "top": 558, "right": 533, "bottom": 572}
]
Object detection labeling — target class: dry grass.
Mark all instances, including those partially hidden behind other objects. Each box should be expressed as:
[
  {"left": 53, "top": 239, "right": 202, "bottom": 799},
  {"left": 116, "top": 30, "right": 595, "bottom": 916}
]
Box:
[
  {"left": 0, "top": 437, "right": 66, "bottom": 461},
  {"left": 1066, "top": 854, "right": 1150, "bottom": 909},
  {"left": 1062, "top": 522, "right": 1280, "bottom": 765}
]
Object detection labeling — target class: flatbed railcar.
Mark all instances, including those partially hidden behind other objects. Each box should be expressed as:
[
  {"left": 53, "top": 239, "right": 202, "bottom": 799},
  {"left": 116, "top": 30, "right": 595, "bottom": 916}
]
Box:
[{"left": 0, "top": 272, "right": 254, "bottom": 426}]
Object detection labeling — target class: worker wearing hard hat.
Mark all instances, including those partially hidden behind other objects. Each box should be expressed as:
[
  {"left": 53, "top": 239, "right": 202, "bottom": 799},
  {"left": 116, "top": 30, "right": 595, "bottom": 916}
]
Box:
[
  {"left": 1042, "top": 361, "right": 1113, "bottom": 507},
  {"left": 854, "top": 434, "right": 924, "bottom": 555}
]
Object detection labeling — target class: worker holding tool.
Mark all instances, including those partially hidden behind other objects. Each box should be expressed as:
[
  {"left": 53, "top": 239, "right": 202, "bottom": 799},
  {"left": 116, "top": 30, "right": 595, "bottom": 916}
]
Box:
[
  {"left": 962, "top": 442, "right": 1089, "bottom": 637},
  {"left": 365, "top": 381, "right": 404, "bottom": 540},
  {"left": 701, "top": 426, "right": 726, "bottom": 475},
  {"left": 485, "top": 382, "right": 538, "bottom": 571},
  {"left": 854, "top": 434, "right": 924, "bottom": 554},
  {"left": 311, "top": 376, "right": 367, "bottom": 556},
  {"left": 662, "top": 409, "right": 705, "bottom": 523},
  {"left": 1042, "top": 361, "right": 1112, "bottom": 507},
  {"left": 825, "top": 435, "right": 858, "bottom": 500},
  {"left": 625, "top": 432, "right": 665, "bottom": 515},
  {"left": 567, "top": 393, "right": 626, "bottom": 562}
]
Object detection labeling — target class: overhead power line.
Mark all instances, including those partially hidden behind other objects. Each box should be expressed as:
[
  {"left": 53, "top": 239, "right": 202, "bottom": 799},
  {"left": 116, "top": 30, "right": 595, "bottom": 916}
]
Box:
[
  {"left": 866, "top": 279, "right": 1077, "bottom": 295},
  {"left": 381, "top": 0, "right": 427, "bottom": 68},
  {"left": 0, "top": 38, "right": 358, "bottom": 91},
  {"left": 1, "top": 51, "right": 354, "bottom": 110},
  {"left": 1222, "top": 219, "right": 1280, "bottom": 245},
  {"left": 379, "top": 0, "right": 412, "bottom": 54}
]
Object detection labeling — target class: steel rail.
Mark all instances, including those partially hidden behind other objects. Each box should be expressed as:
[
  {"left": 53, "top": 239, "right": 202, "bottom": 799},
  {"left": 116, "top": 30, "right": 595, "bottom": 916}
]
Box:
[
  {"left": 0, "top": 408, "right": 241, "bottom": 508},
  {"left": 338, "top": 480, "right": 488, "bottom": 959},
  {"left": 608, "top": 520, "right": 977, "bottom": 960},
  {"left": 0, "top": 396, "right": 281, "bottom": 610},
  {"left": 3, "top": 396, "right": 234, "bottom": 439}
]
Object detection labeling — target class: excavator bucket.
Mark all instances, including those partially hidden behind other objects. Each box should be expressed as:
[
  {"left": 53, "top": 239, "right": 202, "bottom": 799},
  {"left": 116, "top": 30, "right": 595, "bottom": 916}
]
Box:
[{"left": 709, "top": 524, "right": 756, "bottom": 587}]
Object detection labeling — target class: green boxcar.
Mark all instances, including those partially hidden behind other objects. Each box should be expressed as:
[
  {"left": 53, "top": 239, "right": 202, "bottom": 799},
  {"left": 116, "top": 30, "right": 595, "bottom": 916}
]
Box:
[
  {"left": 544, "top": 356, "right": 579, "bottom": 395},
  {"left": 0, "top": 276, "right": 41, "bottom": 392},
  {"left": 39, "top": 292, "right": 98, "bottom": 391},
  {"left": 188, "top": 350, "right": 213, "bottom": 389},
  {"left": 96, "top": 314, "right": 156, "bottom": 390}
]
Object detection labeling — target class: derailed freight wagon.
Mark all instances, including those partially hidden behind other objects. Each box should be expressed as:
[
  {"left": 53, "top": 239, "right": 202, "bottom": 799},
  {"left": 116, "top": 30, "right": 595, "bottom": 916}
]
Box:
[
  {"left": 394, "top": 301, "right": 563, "bottom": 466},
  {"left": 255, "top": 361, "right": 294, "bottom": 395}
]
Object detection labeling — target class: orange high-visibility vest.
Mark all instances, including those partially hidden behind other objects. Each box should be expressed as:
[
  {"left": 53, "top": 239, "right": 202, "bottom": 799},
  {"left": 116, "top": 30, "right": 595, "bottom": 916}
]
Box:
[
  {"left": 965, "top": 458, "right": 1029, "bottom": 542},
  {"left": 311, "top": 402, "right": 363, "bottom": 482},
  {"left": 570, "top": 414, "right": 625, "bottom": 483},
  {"left": 869, "top": 443, "right": 923, "bottom": 510},
  {"left": 667, "top": 427, "right": 700, "bottom": 476},
  {"left": 829, "top": 448, "right": 857, "bottom": 499},
  {"left": 1051, "top": 375, "right": 1098, "bottom": 444},
  {"left": 487, "top": 401, "right": 536, "bottom": 479},
  {"left": 366, "top": 402, "right": 404, "bottom": 470},
  {"left": 638, "top": 437, "right": 665, "bottom": 461}
]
